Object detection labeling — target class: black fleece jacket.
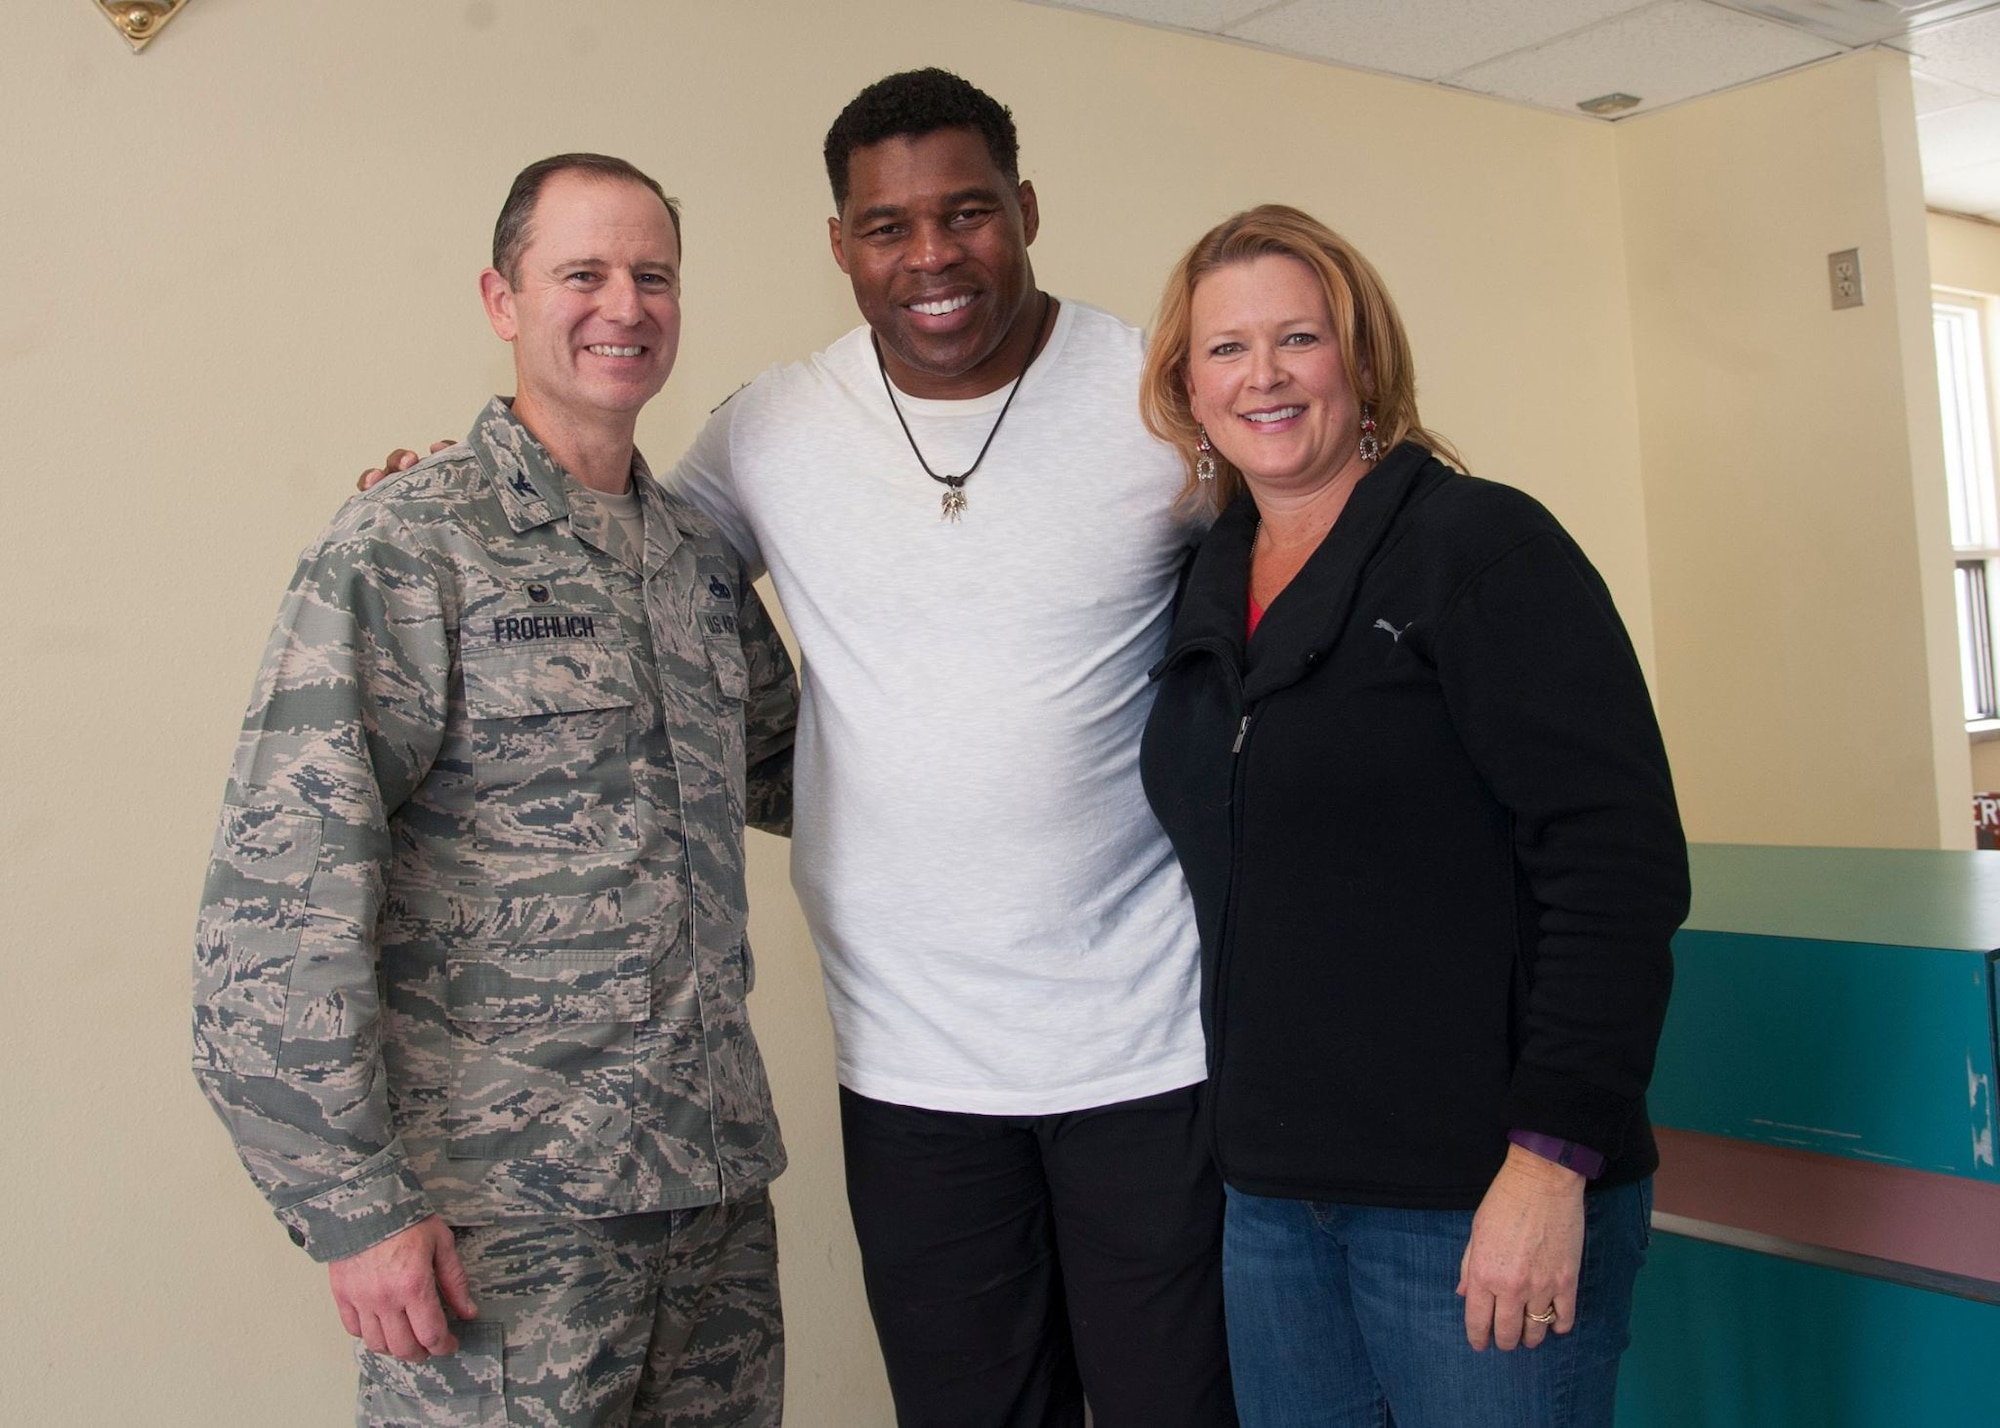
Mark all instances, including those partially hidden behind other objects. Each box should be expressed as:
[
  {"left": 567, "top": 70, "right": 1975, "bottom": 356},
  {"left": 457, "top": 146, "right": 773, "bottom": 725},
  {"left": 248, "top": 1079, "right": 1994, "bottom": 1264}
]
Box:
[{"left": 1141, "top": 444, "right": 1687, "bottom": 1208}]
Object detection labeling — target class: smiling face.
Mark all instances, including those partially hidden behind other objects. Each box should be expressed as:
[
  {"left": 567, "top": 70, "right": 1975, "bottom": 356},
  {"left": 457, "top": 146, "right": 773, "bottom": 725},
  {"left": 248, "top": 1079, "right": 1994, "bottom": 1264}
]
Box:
[
  {"left": 828, "top": 127, "right": 1042, "bottom": 400},
  {"left": 1185, "top": 253, "right": 1369, "bottom": 499},
  {"left": 480, "top": 170, "right": 682, "bottom": 441}
]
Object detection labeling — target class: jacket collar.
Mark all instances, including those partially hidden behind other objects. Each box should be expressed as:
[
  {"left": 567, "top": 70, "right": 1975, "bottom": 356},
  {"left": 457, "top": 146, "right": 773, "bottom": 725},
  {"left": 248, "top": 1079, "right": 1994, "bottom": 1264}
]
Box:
[
  {"left": 631, "top": 462, "right": 703, "bottom": 577},
  {"left": 1161, "top": 441, "right": 1443, "bottom": 701},
  {"left": 471, "top": 397, "right": 568, "bottom": 532},
  {"left": 468, "top": 396, "right": 701, "bottom": 572}
]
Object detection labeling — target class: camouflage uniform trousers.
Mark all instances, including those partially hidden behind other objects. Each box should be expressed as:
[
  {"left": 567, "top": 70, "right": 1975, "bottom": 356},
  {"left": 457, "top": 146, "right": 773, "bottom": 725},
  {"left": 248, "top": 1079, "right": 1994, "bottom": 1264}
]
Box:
[{"left": 355, "top": 1193, "right": 782, "bottom": 1427}]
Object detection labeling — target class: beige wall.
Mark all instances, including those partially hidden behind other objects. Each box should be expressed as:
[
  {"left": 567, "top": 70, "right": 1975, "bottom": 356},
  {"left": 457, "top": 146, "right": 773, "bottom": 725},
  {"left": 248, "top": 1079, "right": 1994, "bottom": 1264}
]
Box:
[
  {"left": 1619, "top": 49, "right": 1968, "bottom": 849},
  {"left": 0, "top": 2, "right": 1966, "bottom": 1424},
  {"left": 1972, "top": 738, "right": 2000, "bottom": 790},
  {"left": 1931, "top": 209, "right": 2000, "bottom": 294}
]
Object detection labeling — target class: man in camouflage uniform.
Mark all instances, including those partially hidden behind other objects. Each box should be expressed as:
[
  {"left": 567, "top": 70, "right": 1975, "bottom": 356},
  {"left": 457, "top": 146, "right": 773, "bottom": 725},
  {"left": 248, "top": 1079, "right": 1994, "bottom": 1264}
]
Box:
[{"left": 193, "top": 154, "right": 797, "bottom": 1427}]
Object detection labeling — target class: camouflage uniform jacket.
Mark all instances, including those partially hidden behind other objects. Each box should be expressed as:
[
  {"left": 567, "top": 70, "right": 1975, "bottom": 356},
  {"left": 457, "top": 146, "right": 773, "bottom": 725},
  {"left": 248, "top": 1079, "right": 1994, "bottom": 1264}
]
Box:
[{"left": 193, "top": 399, "right": 796, "bottom": 1262}]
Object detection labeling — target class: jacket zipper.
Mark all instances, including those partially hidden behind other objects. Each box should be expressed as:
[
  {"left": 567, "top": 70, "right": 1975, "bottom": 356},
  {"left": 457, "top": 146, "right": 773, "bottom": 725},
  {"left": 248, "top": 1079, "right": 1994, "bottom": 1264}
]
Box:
[
  {"left": 1151, "top": 635, "right": 1254, "bottom": 1175},
  {"left": 1208, "top": 692, "right": 1257, "bottom": 1178}
]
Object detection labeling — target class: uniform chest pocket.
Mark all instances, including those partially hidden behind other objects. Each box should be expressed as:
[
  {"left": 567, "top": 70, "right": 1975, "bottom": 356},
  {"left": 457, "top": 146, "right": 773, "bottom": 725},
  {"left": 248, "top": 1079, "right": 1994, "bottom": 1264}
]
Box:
[{"left": 461, "top": 643, "right": 639, "bottom": 864}]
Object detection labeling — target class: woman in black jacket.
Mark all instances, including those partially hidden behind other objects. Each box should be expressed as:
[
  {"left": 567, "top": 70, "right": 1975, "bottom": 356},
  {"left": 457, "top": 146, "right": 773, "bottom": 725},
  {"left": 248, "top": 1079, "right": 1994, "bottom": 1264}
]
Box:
[{"left": 1137, "top": 206, "right": 1687, "bottom": 1428}]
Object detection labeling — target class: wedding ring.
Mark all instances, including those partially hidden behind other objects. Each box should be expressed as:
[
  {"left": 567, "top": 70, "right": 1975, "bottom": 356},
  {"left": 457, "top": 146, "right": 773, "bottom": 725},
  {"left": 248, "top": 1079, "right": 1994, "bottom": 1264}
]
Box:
[{"left": 1525, "top": 1306, "right": 1558, "bottom": 1324}]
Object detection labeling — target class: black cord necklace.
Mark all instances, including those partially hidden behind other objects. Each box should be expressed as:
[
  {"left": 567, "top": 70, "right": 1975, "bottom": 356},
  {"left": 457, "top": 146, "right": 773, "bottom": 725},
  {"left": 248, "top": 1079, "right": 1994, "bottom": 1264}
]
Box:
[{"left": 872, "top": 291, "right": 1055, "bottom": 523}]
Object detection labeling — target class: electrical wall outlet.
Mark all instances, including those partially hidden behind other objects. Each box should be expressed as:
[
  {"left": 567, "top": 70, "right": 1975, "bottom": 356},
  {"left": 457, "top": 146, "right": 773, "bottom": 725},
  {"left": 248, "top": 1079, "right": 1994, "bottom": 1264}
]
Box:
[{"left": 1829, "top": 248, "right": 1863, "bottom": 309}]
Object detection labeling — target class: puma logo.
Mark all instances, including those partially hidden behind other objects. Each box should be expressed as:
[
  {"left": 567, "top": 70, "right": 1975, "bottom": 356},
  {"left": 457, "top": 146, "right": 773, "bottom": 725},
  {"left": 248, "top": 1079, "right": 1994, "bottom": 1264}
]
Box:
[{"left": 1374, "top": 618, "right": 1412, "bottom": 643}]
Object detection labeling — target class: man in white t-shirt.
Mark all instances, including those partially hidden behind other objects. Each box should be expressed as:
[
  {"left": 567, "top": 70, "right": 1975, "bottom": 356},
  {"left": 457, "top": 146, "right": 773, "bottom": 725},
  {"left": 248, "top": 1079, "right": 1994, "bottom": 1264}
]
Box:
[
  {"left": 678, "top": 70, "right": 1229, "bottom": 1428},
  {"left": 369, "top": 70, "right": 1232, "bottom": 1428}
]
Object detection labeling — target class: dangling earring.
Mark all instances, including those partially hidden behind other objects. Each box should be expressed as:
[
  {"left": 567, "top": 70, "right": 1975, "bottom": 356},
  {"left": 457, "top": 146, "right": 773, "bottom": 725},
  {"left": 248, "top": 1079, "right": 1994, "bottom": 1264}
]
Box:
[
  {"left": 1195, "top": 426, "right": 1217, "bottom": 481},
  {"left": 1358, "top": 404, "right": 1382, "bottom": 463}
]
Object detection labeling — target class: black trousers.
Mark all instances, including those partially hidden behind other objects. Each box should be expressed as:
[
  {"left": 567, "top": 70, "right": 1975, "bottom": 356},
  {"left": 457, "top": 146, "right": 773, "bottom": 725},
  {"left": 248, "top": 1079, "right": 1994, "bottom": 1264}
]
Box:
[{"left": 840, "top": 1083, "right": 1236, "bottom": 1428}]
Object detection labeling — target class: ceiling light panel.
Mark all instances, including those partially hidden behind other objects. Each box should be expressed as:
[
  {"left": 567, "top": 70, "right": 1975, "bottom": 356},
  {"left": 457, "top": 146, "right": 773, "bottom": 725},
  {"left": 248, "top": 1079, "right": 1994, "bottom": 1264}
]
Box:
[
  {"left": 1448, "top": 0, "right": 1843, "bottom": 116},
  {"left": 1226, "top": 0, "right": 1655, "bottom": 83},
  {"left": 1917, "top": 97, "right": 2000, "bottom": 170},
  {"left": 1905, "top": 6, "right": 2000, "bottom": 87},
  {"left": 1025, "top": 0, "right": 1281, "bottom": 31},
  {"left": 1924, "top": 154, "right": 2000, "bottom": 217}
]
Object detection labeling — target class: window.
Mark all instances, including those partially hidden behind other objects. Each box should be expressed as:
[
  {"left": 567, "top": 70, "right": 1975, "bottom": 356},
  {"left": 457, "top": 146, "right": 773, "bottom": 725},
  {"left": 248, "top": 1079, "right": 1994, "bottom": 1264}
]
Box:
[{"left": 1935, "top": 292, "right": 2000, "bottom": 726}]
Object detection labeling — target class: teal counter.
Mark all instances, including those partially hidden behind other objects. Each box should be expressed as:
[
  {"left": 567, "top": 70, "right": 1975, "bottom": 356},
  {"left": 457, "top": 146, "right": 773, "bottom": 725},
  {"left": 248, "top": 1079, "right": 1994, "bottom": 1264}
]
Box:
[
  {"left": 1621, "top": 845, "right": 2000, "bottom": 1425},
  {"left": 1652, "top": 845, "right": 1999, "bottom": 1180},
  {"left": 1621, "top": 1235, "right": 2000, "bottom": 1428}
]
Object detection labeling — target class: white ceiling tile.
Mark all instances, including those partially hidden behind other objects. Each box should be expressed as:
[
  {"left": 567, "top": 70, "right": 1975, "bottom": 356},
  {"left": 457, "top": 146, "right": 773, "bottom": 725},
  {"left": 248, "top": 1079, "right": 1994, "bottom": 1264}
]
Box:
[
  {"left": 1020, "top": 0, "right": 2000, "bottom": 118},
  {"left": 1918, "top": 98, "right": 2000, "bottom": 171},
  {"left": 1923, "top": 153, "right": 2000, "bottom": 211},
  {"left": 1905, "top": 7, "right": 2000, "bottom": 88},
  {"left": 1721, "top": 0, "right": 2000, "bottom": 47},
  {"left": 1447, "top": 0, "right": 1843, "bottom": 116},
  {"left": 1913, "top": 69, "right": 1991, "bottom": 112},
  {"left": 1022, "top": 0, "right": 1279, "bottom": 32},
  {"left": 1225, "top": 0, "right": 1656, "bottom": 83}
]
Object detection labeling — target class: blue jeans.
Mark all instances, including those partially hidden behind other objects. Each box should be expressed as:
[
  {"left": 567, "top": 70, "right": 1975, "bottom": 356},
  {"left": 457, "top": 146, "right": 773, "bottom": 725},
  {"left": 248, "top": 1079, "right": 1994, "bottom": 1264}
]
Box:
[{"left": 1222, "top": 1179, "right": 1651, "bottom": 1428}]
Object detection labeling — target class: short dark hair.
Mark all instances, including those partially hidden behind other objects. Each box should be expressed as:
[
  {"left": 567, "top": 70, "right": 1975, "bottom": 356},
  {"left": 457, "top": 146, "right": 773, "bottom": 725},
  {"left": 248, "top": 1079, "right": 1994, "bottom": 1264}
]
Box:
[
  {"left": 491, "top": 153, "right": 681, "bottom": 286},
  {"left": 822, "top": 69, "right": 1019, "bottom": 211}
]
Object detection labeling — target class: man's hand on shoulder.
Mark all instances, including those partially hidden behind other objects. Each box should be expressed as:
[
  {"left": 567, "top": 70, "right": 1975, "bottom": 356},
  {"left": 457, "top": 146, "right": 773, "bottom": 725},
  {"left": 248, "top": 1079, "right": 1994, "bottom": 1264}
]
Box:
[
  {"left": 358, "top": 441, "right": 454, "bottom": 492},
  {"left": 327, "top": 1214, "right": 478, "bottom": 1362}
]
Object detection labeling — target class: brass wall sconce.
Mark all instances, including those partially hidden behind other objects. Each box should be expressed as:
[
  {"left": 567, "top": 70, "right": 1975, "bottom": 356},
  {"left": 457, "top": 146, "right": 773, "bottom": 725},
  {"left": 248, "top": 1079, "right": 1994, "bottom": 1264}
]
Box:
[{"left": 97, "top": 0, "right": 188, "bottom": 53}]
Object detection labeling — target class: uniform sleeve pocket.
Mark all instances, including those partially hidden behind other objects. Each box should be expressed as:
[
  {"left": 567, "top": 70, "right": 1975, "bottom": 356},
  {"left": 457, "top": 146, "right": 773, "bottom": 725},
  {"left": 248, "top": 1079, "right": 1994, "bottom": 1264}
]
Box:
[
  {"left": 356, "top": 1319, "right": 503, "bottom": 1418},
  {"left": 446, "top": 948, "right": 651, "bottom": 1025},
  {"left": 192, "top": 804, "right": 323, "bottom": 1077},
  {"left": 706, "top": 635, "right": 750, "bottom": 702}
]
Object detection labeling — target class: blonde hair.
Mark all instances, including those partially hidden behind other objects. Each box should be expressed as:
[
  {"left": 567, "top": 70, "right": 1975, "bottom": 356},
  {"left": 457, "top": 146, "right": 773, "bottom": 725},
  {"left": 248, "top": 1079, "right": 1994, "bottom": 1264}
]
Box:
[{"left": 1140, "top": 204, "right": 1460, "bottom": 521}]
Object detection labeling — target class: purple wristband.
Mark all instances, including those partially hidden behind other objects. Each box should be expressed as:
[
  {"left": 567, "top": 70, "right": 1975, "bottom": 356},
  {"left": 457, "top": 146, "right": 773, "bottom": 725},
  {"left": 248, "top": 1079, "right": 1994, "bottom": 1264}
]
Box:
[{"left": 1508, "top": 1129, "right": 1606, "bottom": 1180}]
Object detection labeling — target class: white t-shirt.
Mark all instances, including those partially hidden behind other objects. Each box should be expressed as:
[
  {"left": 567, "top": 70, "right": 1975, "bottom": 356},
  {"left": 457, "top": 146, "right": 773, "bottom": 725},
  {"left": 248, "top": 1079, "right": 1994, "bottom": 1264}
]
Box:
[{"left": 671, "top": 300, "right": 1207, "bottom": 1114}]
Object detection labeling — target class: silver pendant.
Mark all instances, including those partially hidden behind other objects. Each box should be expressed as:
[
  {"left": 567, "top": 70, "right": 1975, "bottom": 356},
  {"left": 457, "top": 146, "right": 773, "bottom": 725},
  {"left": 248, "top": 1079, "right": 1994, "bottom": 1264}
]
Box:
[{"left": 941, "top": 486, "right": 967, "bottom": 522}]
